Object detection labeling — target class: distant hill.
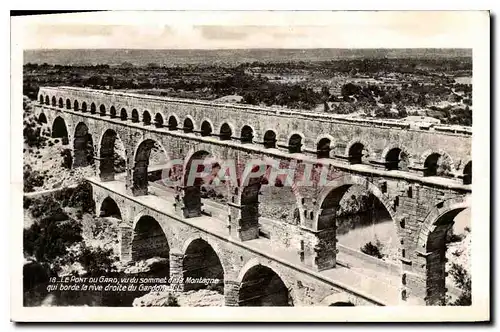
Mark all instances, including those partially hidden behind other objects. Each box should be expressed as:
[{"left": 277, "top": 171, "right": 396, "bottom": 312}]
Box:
[{"left": 23, "top": 48, "right": 472, "bottom": 66}]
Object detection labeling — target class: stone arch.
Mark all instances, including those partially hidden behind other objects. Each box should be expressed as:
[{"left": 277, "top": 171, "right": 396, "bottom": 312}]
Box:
[
  {"left": 99, "top": 104, "right": 106, "bottom": 116},
  {"left": 182, "top": 116, "right": 195, "bottom": 133},
  {"left": 167, "top": 114, "right": 179, "bottom": 130},
  {"left": 316, "top": 135, "right": 335, "bottom": 159},
  {"left": 51, "top": 116, "right": 69, "bottom": 145},
  {"left": 154, "top": 113, "right": 164, "bottom": 128},
  {"left": 51, "top": 96, "right": 56, "bottom": 106},
  {"left": 120, "top": 108, "right": 127, "bottom": 121},
  {"left": 421, "top": 150, "right": 455, "bottom": 177},
  {"left": 131, "top": 109, "right": 139, "bottom": 123},
  {"left": 320, "top": 293, "right": 356, "bottom": 306},
  {"left": 263, "top": 129, "right": 277, "bottom": 149},
  {"left": 287, "top": 132, "right": 304, "bottom": 153},
  {"left": 73, "top": 100, "right": 79, "bottom": 111},
  {"left": 463, "top": 161, "right": 472, "bottom": 185},
  {"left": 219, "top": 122, "right": 234, "bottom": 141},
  {"left": 58, "top": 97, "right": 63, "bottom": 108},
  {"left": 416, "top": 195, "right": 470, "bottom": 305},
  {"left": 200, "top": 119, "right": 214, "bottom": 137},
  {"left": 81, "top": 102, "right": 87, "bottom": 112},
  {"left": 381, "top": 145, "right": 410, "bottom": 171},
  {"left": 73, "top": 122, "right": 94, "bottom": 168},
  {"left": 314, "top": 174, "right": 397, "bottom": 231},
  {"left": 39, "top": 94, "right": 44, "bottom": 104},
  {"left": 109, "top": 106, "right": 117, "bottom": 118},
  {"left": 38, "top": 113, "right": 47, "bottom": 124},
  {"left": 90, "top": 103, "right": 96, "bottom": 114},
  {"left": 237, "top": 260, "right": 292, "bottom": 306},
  {"left": 65, "top": 98, "right": 71, "bottom": 109},
  {"left": 181, "top": 237, "right": 225, "bottom": 292},
  {"left": 131, "top": 215, "right": 170, "bottom": 266},
  {"left": 132, "top": 138, "right": 169, "bottom": 196},
  {"left": 180, "top": 149, "right": 222, "bottom": 217},
  {"left": 98, "top": 128, "right": 126, "bottom": 182},
  {"left": 142, "top": 110, "right": 152, "bottom": 125},
  {"left": 45, "top": 96, "right": 50, "bottom": 105},
  {"left": 98, "top": 196, "right": 122, "bottom": 219}
]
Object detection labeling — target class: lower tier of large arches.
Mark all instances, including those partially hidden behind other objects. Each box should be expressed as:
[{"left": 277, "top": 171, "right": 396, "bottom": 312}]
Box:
[{"left": 90, "top": 178, "right": 469, "bottom": 307}]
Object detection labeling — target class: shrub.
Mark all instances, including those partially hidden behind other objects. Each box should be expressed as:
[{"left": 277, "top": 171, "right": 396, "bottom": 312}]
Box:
[
  {"left": 445, "top": 229, "right": 465, "bottom": 244},
  {"left": 50, "top": 180, "right": 94, "bottom": 214},
  {"left": 447, "top": 263, "right": 471, "bottom": 306},
  {"left": 113, "top": 152, "right": 126, "bottom": 173},
  {"left": 68, "top": 180, "right": 95, "bottom": 214},
  {"left": 24, "top": 217, "right": 82, "bottom": 263},
  {"left": 27, "top": 195, "right": 68, "bottom": 221},
  {"left": 23, "top": 120, "right": 46, "bottom": 148},
  {"left": 23, "top": 197, "right": 32, "bottom": 209},
  {"left": 60, "top": 149, "right": 73, "bottom": 169}
]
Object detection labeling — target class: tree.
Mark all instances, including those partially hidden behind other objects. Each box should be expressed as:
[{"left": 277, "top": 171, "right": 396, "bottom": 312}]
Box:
[
  {"left": 105, "top": 76, "right": 114, "bottom": 86},
  {"left": 86, "top": 75, "right": 105, "bottom": 88},
  {"left": 68, "top": 181, "right": 96, "bottom": 214},
  {"left": 397, "top": 103, "right": 408, "bottom": 118},
  {"left": 60, "top": 149, "right": 73, "bottom": 169},
  {"left": 360, "top": 241, "right": 383, "bottom": 259},
  {"left": 321, "top": 86, "right": 331, "bottom": 101},
  {"left": 24, "top": 216, "right": 82, "bottom": 263},
  {"left": 78, "top": 246, "right": 116, "bottom": 276}
]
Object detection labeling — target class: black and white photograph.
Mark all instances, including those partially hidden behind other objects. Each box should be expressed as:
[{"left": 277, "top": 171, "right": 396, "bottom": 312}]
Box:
[{"left": 10, "top": 10, "right": 490, "bottom": 322}]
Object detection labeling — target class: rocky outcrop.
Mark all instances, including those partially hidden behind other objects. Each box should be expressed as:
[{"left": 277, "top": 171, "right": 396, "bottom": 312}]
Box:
[
  {"left": 122, "top": 257, "right": 170, "bottom": 274},
  {"left": 133, "top": 289, "right": 224, "bottom": 307}
]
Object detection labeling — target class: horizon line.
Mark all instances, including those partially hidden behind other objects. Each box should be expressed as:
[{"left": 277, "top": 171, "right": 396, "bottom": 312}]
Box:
[{"left": 24, "top": 47, "right": 473, "bottom": 51}]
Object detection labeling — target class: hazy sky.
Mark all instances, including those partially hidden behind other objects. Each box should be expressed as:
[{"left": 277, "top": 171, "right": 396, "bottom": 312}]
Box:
[{"left": 18, "top": 11, "right": 486, "bottom": 49}]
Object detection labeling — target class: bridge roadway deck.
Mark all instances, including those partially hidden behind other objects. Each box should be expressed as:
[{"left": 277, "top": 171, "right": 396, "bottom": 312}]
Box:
[{"left": 89, "top": 177, "right": 403, "bottom": 305}]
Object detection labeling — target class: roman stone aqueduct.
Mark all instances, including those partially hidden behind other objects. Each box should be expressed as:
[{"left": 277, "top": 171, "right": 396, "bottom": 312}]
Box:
[{"left": 34, "top": 86, "right": 472, "bottom": 306}]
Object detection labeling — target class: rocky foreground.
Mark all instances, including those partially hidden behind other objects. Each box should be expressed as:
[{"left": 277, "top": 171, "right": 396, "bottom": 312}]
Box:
[{"left": 133, "top": 289, "right": 224, "bottom": 307}]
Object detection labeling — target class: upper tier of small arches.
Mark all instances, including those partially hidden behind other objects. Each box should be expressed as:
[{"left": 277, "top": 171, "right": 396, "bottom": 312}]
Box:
[{"left": 37, "top": 93, "right": 472, "bottom": 181}]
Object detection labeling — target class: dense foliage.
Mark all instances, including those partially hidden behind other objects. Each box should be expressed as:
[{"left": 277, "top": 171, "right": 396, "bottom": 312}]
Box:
[
  {"left": 24, "top": 187, "right": 116, "bottom": 296},
  {"left": 23, "top": 198, "right": 80, "bottom": 262},
  {"left": 23, "top": 165, "right": 45, "bottom": 193},
  {"left": 60, "top": 149, "right": 73, "bottom": 169},
  {"left": 52, "top": 180, "right": 96, "bottom": 214},
  {"left": 447, "top": 263, "right": 472, "bottom": 306},
  {"left": 24, "top": 57, "right": 472, "bottom": 125}
]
